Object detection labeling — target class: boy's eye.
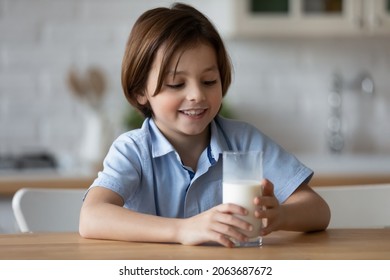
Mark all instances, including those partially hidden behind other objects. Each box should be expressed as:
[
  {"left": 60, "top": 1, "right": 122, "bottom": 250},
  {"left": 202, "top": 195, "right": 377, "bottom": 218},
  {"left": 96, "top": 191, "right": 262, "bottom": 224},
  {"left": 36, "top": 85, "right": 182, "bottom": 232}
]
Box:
[
  {"left": 166, "top": 83, "right": 184, "bottom": 89},
  {"left": 204, "top": 80, "right": 217, "bottom": 86}
]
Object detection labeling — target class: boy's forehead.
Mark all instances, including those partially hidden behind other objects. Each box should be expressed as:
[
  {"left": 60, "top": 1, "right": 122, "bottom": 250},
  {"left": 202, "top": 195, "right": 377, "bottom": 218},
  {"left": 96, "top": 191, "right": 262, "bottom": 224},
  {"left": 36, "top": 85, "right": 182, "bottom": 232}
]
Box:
[{"left": 156, "top": 42, "right": 215, "bottom": 71}]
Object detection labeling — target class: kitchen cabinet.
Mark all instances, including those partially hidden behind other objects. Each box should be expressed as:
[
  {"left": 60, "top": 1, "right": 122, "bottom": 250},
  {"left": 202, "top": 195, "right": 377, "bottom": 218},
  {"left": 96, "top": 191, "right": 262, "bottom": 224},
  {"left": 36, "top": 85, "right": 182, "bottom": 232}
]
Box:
[{"left": 231, "top": 0, "right": 390, "bottom": 37}]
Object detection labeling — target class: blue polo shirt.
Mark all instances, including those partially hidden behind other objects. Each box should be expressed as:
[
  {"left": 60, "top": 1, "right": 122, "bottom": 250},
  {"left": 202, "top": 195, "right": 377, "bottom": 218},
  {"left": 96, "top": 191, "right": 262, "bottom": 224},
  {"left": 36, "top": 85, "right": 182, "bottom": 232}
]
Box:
[{"left": 89, "top": 116, "right": 313, "bottom": 218}]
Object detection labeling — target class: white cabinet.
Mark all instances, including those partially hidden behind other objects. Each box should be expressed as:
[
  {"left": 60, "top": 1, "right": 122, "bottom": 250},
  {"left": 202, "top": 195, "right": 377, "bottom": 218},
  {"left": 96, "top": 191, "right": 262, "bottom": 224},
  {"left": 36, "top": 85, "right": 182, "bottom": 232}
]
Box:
[{"left": 230, "top": 0, "right": 390, "bottom": 37}]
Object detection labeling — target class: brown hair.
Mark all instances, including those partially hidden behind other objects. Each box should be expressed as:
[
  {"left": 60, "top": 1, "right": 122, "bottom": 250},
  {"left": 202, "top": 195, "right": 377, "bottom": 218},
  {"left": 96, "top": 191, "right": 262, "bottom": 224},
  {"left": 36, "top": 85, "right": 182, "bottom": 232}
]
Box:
[{"left": 121, "top": 2, "right": 232, "bottom": 117}]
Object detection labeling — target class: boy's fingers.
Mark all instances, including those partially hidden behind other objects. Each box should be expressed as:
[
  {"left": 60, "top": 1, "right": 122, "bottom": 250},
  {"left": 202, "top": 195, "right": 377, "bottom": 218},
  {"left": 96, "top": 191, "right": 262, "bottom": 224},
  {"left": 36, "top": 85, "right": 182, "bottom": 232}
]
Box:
[
  {"left": 261, "top": 179, "right": 274, "bottom": 196},
  {"left": 219, "top": 203, "right": 248, "bottom": 215}
]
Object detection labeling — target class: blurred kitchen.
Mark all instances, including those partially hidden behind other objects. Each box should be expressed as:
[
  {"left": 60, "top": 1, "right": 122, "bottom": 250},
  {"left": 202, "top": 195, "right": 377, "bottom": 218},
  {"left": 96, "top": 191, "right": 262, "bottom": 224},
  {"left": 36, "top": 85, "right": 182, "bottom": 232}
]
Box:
[{"left": 1, "top": 0, "right": 390, "bottom": 233}]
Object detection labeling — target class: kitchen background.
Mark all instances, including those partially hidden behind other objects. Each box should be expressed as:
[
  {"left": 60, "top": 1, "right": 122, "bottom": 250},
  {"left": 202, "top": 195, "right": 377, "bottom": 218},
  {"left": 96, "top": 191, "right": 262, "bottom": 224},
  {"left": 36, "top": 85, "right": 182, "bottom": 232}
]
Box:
[{"left": 0, "top": 0, "right": 390, "bottom": 233}]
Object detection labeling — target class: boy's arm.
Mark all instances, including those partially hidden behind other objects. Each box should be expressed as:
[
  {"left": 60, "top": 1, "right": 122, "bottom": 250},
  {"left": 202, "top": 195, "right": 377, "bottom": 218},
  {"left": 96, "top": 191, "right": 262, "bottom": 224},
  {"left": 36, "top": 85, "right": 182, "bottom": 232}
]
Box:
[
  {"left": 79, "top": 186, "right": 252, "bottom": 247},
  {"left": 257, "top": 180, "right": 331, "bottom": 235},
  {"left": 279, "top": 184, "right": 331, "bottom": 232},
  {"left": 79, "top": 186, "right": 181, "bottom": 243}
]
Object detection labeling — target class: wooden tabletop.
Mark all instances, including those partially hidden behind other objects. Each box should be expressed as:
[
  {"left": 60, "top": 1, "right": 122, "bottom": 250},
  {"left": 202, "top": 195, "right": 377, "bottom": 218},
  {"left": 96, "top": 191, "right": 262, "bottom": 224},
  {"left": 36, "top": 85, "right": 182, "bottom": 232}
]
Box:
[{"left": 1, "top": 229, "right": 389, "bottom": 260}]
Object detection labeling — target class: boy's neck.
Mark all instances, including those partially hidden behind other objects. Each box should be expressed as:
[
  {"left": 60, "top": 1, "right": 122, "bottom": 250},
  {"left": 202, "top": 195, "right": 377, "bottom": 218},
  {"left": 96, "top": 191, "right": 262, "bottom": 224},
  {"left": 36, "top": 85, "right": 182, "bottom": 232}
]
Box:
[{"left": 168, "top": 127, "right": 211, "bottom": 172}]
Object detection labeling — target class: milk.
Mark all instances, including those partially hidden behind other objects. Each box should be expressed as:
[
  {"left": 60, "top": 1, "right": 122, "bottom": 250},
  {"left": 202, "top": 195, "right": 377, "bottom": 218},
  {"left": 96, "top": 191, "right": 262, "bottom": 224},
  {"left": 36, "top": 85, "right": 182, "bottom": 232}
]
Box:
[{"left": 223, "top": 180, "right": 262, "bottom": 238}]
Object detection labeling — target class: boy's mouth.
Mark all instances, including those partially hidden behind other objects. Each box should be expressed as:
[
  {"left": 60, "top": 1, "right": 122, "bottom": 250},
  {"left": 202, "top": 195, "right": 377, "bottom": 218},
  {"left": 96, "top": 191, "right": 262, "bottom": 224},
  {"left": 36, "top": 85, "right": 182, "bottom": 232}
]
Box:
[{"left": 180, "top": 109, "right": 207, "bottom": 116}]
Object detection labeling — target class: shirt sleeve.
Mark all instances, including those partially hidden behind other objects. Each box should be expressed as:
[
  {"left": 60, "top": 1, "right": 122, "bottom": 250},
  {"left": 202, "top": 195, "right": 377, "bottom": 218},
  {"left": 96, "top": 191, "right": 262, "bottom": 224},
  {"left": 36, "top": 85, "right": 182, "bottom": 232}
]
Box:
[
  {"left": 89, "top": 132, "right": 144, "bottom": 202},
  {"left": 218, "top": 118, "right": 313, "bottom": 203},
  {"left": 253, "top": 128, "right": 313, "bottom": 203}
]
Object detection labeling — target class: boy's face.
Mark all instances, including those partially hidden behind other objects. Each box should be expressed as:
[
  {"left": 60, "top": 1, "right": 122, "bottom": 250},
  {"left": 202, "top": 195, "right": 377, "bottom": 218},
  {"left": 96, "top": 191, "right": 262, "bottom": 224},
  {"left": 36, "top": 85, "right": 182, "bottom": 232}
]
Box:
[{"left": 138, "top": 43, "right": 223, "bottom": 143}]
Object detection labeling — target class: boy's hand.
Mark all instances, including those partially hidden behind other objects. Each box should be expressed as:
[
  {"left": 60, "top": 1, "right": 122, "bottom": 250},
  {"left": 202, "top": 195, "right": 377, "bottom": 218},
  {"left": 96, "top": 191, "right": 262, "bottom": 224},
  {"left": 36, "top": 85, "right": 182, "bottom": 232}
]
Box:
[
  {"left": 178, "top": 203, "right": 253, "bottom": 247},
  {"left": 254, "top": 179, "right": 283, "bottom": 236}
]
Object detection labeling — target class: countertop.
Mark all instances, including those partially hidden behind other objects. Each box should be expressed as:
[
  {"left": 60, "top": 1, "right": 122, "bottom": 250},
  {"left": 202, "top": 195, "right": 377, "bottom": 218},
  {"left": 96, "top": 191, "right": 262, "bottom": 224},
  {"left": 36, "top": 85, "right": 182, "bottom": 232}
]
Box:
[
  {"left": 1, "top": 154, "right": 389, "bottom": 195},
  {"left": 298, "top": 154, "right": 390, "bottom": 176},
  {"left": 0, "top": 169, "right": 95, "bottom": 196},
  {"left": 298, "top": 154, "right": 390, "bottom": 187}
]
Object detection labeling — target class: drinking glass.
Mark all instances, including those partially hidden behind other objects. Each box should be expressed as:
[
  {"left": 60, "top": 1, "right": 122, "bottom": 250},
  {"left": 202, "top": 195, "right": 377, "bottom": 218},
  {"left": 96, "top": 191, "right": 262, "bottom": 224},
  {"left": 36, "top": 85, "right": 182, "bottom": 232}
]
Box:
[{"left": 222, "top": 150, "right": 263, "bottom": 247}]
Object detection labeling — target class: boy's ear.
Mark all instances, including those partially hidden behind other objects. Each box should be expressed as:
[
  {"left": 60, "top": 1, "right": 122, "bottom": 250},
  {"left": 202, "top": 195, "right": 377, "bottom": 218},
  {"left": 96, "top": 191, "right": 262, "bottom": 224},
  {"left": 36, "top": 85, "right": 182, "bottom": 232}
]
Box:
[{"left": 136, "top": 93, "right": 148, "bottom": 105}]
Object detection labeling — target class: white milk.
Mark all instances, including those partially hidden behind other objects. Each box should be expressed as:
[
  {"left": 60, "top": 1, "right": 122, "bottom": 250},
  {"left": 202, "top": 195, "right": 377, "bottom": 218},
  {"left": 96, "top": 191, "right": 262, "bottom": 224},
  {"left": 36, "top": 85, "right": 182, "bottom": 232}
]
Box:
[{"left": 223, "top": 180, "right": 262, "bottom": 238}]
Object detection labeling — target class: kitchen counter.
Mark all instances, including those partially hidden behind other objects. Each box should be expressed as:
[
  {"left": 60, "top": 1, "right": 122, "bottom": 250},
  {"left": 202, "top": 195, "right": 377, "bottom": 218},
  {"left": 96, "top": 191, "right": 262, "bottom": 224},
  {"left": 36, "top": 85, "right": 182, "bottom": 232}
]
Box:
[
  {"left": 0, "top": 170, "right": 95, "bottom": 196},
  {"left": 1, "top": 154, "right": 389, "bottom": 196},
  {"left": 298, "top": 154, "right": 390, "bottom": 187},
  {"left": 311, "top": 174, "right": 390, "bottom": 186}
]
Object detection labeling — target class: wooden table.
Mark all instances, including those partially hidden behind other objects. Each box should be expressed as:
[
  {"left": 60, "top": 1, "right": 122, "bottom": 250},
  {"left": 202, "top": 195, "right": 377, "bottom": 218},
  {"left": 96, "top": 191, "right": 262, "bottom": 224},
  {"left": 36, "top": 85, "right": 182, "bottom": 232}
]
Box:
[{"left": 1, "top": 229, "right": 389, "bottom": 260}]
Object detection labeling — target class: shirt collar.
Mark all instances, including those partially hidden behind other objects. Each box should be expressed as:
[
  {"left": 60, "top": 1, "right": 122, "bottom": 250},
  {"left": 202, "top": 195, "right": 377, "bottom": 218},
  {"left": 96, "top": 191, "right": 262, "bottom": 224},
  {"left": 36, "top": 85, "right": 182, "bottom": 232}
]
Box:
[
  {"left": 148, "top": 118, "right": 176, "bottom": 158},
  {"left": 147, "top": 117, "right": 229, "bottom": 162},
  {"left": 208, "top": 118, "right": 230, "bottom": 163}
]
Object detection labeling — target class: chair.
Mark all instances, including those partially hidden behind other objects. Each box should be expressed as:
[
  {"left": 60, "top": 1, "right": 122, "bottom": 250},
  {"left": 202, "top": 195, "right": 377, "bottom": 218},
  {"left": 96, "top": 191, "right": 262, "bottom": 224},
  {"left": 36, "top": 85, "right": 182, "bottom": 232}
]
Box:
[
  {"left": 12, "top": 188, "right": 86, "bottom": 233},
  {"left": 313, "top": 184, "right": 390, "bottom": 229}
]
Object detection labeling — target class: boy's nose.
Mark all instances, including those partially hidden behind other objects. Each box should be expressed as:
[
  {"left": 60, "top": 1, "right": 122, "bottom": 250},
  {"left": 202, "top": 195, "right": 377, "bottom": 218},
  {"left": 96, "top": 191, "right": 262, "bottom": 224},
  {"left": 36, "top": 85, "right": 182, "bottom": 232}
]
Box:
[{"left": 186, "top": 85, "right": 206, "bottom": 102}]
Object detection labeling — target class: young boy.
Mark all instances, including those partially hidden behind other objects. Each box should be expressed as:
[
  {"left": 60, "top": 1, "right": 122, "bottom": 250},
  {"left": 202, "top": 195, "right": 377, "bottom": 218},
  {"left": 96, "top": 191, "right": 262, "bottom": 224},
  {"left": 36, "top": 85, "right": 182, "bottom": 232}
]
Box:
[{"left": 79, "top": 3, "right": 330, "bottom": 248}]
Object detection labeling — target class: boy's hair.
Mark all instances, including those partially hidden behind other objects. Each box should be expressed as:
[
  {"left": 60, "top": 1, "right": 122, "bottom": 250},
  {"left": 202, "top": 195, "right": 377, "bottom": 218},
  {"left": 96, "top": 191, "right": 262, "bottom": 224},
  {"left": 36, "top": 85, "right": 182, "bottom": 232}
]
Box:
[{"left": 121, "top": 2, "right": 232, "bottom": 117}]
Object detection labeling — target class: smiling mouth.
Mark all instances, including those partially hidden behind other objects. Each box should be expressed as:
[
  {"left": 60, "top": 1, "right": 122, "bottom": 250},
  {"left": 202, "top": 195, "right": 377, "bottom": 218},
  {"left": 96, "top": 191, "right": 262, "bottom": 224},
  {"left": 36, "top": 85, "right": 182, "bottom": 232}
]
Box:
[{"left": 180, "top": 109, "right": 207, "bottom": 116}]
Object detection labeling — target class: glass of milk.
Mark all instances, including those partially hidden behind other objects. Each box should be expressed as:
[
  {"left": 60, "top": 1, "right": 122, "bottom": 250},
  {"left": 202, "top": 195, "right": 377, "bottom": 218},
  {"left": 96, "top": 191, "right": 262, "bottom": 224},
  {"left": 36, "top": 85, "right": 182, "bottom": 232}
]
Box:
[{"left": 222, "top": 150, "right": 263, "bottom": 247}]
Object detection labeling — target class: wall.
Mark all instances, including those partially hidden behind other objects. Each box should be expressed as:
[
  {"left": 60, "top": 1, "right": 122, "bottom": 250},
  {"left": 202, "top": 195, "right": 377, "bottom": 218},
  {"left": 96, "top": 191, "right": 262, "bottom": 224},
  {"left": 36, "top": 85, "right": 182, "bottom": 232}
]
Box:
[
  {"left": 1, "top": 0, "right": 389, "bottom": 172},
  {"left": 226, "top": 37, "right": 390, "bottom": 155}
]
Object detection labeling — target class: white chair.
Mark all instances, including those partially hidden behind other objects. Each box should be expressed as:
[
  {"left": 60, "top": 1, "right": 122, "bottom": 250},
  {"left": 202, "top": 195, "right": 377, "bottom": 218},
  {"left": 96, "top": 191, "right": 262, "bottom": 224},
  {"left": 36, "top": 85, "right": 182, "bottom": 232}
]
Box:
[
  {"left": 12, "top": 188, "right": 86, "bottom": 233},
  {"left": 313, "top": 184, "right": 390, "bottom": 229}
]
